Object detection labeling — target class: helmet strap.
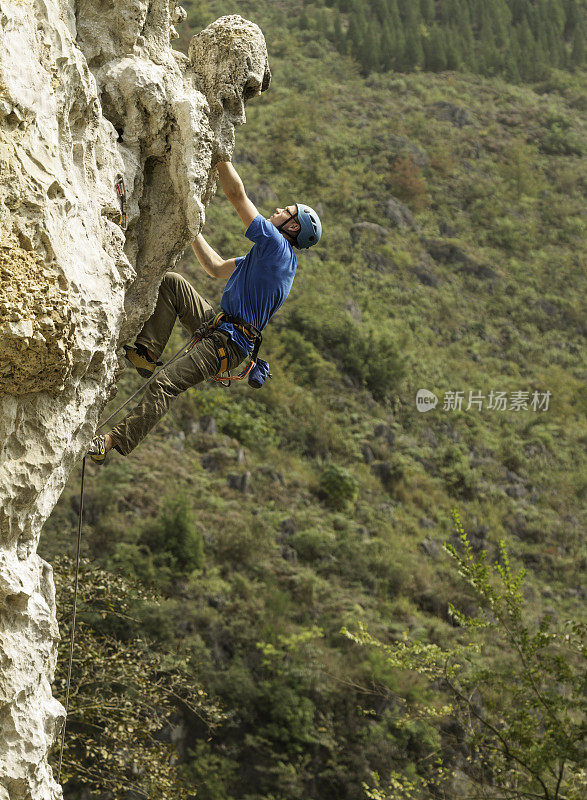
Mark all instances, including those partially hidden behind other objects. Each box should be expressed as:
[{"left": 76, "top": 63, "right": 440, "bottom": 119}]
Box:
[{"left": 277, "top": 218, "right": 299, "bottom": 245}]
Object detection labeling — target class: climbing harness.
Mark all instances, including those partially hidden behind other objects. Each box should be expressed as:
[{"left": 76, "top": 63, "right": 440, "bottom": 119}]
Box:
[
  {"left": 93, "top": 311, "right": 265, "bottom": 434},
  {"left": 203, "top": 310, "right": 265, "bottom": 387},
  {"left": 115, "top": 175, "right": 127, "bottom": 230},
  {"left": 57, "top": 457, "right": 85, "bottom": 784}
]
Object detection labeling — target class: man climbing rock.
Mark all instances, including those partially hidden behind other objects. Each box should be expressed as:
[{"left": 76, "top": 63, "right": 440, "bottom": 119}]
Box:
[{"left": 88, "top": 161, "right": 322, "bottom": 463}]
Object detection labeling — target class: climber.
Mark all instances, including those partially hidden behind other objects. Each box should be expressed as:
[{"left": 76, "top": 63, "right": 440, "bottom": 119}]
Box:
[{"left": 88, "top": 161, "right": 322, "bottom": 463}]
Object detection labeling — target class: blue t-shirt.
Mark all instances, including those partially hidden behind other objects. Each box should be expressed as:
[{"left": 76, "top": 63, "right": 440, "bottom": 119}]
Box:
[{"left": 218, "top": 215, "right": 297, "bottom": 356}]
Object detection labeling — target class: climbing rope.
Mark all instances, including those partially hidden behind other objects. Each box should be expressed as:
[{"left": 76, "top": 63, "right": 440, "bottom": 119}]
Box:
[
  {"left": 57, "top": 456, "right": 85, "bottom": 784},
  {"left": 56, "top": 335, "right": 196, "bottom": 780},
  {"left": 96, "top": 335, "right": 201, "bottom": 432},
  {"left": 57, "top": 315, "right": 260, "bottom": 778}
]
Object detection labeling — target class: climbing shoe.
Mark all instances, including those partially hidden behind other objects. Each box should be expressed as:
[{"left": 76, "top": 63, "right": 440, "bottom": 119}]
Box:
[
  {"left": 88, "top": 435, "right": 107, "bottom": 464},
  {"left": 123, "top": 344, "right": 162, "bottom": 378}
]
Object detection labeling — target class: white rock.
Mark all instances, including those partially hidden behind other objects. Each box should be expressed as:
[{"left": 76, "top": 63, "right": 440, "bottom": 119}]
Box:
[{"left": 0, "top": 3, "right": 270, "bottom": 797}]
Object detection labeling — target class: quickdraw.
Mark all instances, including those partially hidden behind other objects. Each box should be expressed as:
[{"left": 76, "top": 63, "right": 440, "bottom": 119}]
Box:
[{"left": 115, "top": 175, "right": 127, "bottom": 230}]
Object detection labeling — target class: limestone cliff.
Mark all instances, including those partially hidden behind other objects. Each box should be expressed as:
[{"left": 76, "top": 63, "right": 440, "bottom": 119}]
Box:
[{"left": 0, "top": 3, "right": 270, "bottom": 797}]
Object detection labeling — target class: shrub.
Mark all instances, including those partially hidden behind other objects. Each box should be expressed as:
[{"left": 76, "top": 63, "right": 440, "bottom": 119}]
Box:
[
  {"left": 279, "top": 329, "right": 334, "bottom": 385},
  {"left": 319, "top": 464, "right": 359, "bottom": 510},
  {"left": 539, "top": 113, "right": 583, "bottom": 156},
  {"left": 219, "top": 404, "right": 279, "bottom": 449},
  {"left": 343, "top": 510, "right": 587, "bottom": 800},
  {"left": 139, "top": 495, "right": 204, "bottom": 573},
  {"left": 386, "top": 155, "right": 430, "bottom": 212},
  {"left": 437, "top": 444, "right": 479, "bottom": 500},
  {"left": 190, "top": 391, "right": 279, "bottom": 450},
  {"left": 287, "top": 312, "right": 407, "bottom": 400},
  {"left": 291, "top": 527, "right": 336, "bottom": 561}
]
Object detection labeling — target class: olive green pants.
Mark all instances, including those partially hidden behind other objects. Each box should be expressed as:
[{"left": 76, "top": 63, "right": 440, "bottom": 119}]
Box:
[{"left": 110, "top": 272, "right": 245, "bottom": 455}]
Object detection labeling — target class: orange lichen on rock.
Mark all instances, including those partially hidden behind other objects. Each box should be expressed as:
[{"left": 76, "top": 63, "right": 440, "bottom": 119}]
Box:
[{"left": 0, "top": 240, "right": 75, "bottom": 396}]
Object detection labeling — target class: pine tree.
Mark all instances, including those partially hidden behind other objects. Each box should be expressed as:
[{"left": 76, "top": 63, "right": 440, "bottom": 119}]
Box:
[
  {"left": 316, "top": 8, "right": 330, "bottom": 39},
  {"left": 372, "top": 0, "right": 387, "bottom": 22},
  {"left": 456, "top": 2, "right": 473, "bottom": 41},
  {"left": 505, "top": 35, "right": 523, "bottom": 82},
  {"left": 380, "top": 23, "right": 395, "bottom": 71},
  {"left": 347, "top": 9, "right": 366, "bottom": 60},
  {"left": 393, "top": 27, "right": 406, "bottom": 70},
  {"left": 564, "top": 0, "right": 581, "bottom": 40},
  {"left": 547, "top": 0, "right": 566, "bottom": 36},
  {"left": 420, "top": 0, "right": 435, "bottom": 24},
  {"left": 478, "top": 11, "right": 499, "bottom": 76},
  {"left": 510, "top": 0, "right": 529, "bottom": 25},
  {"left": 517, "top": 18, "right": 537, "bottom": 80},
  {"left": 403, "top": 26, "right": 424, "bottom": 69},
  {"left": 361, "top": 19, "right": 381, "bottom": 73},
  {"left": 505, "top": 51, "right": 522, "bottom": 83},
  {"left": 333, "top": 10, "right": 344, "bottom": 48},
  {"left": 445, "top": 28, "right": 462, "bottom": 70},
  {"left": 492, "top": 0, "right": 512, "bottom": 48},
  {"left": 331, "top": 0, "right": 574, "bottom": 82},
  {"left": 444, "top": 0, "right": 464, "bottom": 26},
  {"left": 570, "top": 23, "right": 585, "bottom": 68},
  {"left": 398, "top": 0, "right": 420, "bottom": 27},
  {"left": 387, "top": 0, "right": 401, "bottom": 28},
  {"left": 533, "top": 37, "right": 551, "bottom": 80},
  {"left": 426, "top": 25, "right": 448, "bottom": 71}
]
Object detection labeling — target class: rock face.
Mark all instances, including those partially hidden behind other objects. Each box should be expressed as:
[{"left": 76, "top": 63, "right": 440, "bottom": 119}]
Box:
[{"left": 0, "top": 4, "right": 269, "bottom": 798}]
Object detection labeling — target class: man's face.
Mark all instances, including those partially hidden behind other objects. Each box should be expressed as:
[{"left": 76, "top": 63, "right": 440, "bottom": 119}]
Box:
[{"left": 270, "top": 205, "right": 301, "bottom": 238}]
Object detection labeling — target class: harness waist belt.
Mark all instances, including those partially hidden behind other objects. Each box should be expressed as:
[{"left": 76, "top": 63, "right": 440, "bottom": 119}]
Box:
[
  {"left": 210, "top": 310, "right": 263, "bottom": 372},
  {"left": 218, "top": 310, "right": 261, "bottom": 342}
]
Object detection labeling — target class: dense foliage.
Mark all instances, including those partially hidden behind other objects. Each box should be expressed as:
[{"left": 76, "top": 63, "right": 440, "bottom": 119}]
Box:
[
  {"left": 50, "top": 559, "right": 224, "bottom": 798},
  {"left": 324, "top": 0, "right": 586, "bottom": 80},
  {"left": 344, "top": 510, "right": 587, "bottom": 799},
  {"left": 191, "top": 0, "right": 586, "bottom": 80},
  {"left": 42, "top": 2, "right": 585, "bottom": 798}
]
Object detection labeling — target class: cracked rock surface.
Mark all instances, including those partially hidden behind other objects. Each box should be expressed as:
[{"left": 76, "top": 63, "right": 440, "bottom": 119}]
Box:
[{"left": 0, "top": 3, "right": 269, "bottom": 797}]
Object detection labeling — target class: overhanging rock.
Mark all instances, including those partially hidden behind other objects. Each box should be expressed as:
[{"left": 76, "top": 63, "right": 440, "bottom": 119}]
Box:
[{"left": 0, "top": 3, "right": 270, "bottom": 797}]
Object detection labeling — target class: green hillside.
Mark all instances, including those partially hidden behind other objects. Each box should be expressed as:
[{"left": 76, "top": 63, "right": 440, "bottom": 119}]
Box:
[{"left": 42, "top": 3, "right": 586, "bottom": 798}]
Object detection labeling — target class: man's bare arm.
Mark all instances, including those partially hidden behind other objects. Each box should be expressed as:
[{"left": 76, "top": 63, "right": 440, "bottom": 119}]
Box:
[
  {"left": 191, "top": 234, "right": 236, "bottom": 280},
  {"left": 216, "top": 161, "right": 259, "bottom": 228}
]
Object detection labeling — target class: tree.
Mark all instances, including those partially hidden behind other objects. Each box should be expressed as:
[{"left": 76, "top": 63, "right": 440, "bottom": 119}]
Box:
[
  {"left": 517, "top": 18, "right": 539, "bottom": 80},
  {"left": 564, "top": 0, "right": 581, "bottom": 40},
  {"left": 387, "top": 154, "right": 429, "bottom": 211},
  {"left": 51, "top": 557, "right": 225, "bottom": 798},
  {"left": 380, "top": 23, "right": 395, "bottom": 71},
  {"left": 492, "top": 0, "right": 512, "bottom": 47},
  {"left": 505, "top": 46, "right": 522, "bottom": 83},
  {"left": 445, "top": 28, "right": 463, "bottom": 71},
  {"left": 140, "top": 494, "right": 204, "bottom": 573},
  {"left": 420, "top": 0, "right": 435, "bottom": 23},
  {"left": 403, "top": 26, "right": 425, "bottom": 69},
  {"left": 510, "top": 0, "right": 531, "bottom": 25},
  {"left": 570, "top": 24, "right": 585, "bottom": 69},
  {"left": 347, "top": 10, "right": 366, "bottom": 61},
  {"left": 392, "top": 26, "right": 406, "bottom": 69},
  {"left": 361, "top": 19, "right": 382, "bottom": 73},
  {"left": 425, "top": 25, "right": 448, "bottom": 72},
  {"left": 333, "top": 10, "right": 344, "bottom": 47},
  {"left": 387, "top": 0, "right": 401, "bottom": 29},
  {"left": 343, "top": 509, "right": 587, "bottom": 800}
]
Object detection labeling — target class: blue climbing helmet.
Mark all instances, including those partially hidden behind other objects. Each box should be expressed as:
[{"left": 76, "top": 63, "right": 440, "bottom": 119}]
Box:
[{"left": 295, "top": 203, "right": 322, "bottom": 249}]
